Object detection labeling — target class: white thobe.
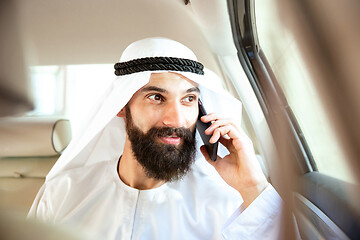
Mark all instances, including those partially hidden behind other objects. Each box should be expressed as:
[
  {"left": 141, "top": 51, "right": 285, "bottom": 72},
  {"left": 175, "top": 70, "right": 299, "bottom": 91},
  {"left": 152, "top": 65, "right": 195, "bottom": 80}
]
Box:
[{"left": 29, "top": 158, "right": 283, "bottom": 240}]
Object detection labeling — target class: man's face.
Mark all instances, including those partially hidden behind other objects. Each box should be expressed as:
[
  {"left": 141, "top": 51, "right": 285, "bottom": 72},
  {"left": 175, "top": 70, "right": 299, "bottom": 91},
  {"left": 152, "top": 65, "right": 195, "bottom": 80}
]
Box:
[{"left": 123, "top": 72, "right": 200, "bottom": 181}]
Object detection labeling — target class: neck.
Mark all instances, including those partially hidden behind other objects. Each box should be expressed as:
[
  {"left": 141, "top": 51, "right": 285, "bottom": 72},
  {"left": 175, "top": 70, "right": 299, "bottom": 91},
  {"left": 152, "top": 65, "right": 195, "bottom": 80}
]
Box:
[{"left": 118, "top": 139, "right": 166, "bottom": 190}]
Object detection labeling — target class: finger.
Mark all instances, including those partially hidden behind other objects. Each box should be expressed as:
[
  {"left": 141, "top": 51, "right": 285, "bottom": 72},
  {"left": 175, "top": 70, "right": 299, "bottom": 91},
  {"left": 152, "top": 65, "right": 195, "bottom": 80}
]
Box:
[
  {"left": 200, "top": 112, "right": 220, "bottom": 123},
  {"left": 200, "top": 113, "right": 240, "bottom": 135},
  {"left": 205, "top": 119, "right": 238, "bottom": 135},
  {"left": 209, "top": 125, "right": 235, "bottom": 143},
  {"left": 211, "top": 123, "right": 244, "bottom": 143},
  {"left": 200, "top": 114, "right": 250, "bottom": 146}
]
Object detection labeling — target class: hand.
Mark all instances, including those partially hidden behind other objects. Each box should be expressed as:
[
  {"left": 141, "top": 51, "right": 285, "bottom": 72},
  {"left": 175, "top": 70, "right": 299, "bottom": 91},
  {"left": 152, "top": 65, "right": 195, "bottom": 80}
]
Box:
[{"left": 199, "top": 113, "right": 269, "bottom": 207}]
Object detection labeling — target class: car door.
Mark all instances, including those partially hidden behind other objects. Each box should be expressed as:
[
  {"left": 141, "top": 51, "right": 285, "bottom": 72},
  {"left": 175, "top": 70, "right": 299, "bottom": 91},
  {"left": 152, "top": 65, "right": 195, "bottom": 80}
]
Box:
[{"left": 226, "top": 0, "right": 360, "bottom": 239}]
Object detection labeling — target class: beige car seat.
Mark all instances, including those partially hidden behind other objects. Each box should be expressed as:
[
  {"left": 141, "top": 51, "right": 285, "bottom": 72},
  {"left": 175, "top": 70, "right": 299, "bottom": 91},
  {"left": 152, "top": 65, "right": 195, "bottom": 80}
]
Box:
[{"left": 0, "top": 117, "right": 71, "bottom": 215}]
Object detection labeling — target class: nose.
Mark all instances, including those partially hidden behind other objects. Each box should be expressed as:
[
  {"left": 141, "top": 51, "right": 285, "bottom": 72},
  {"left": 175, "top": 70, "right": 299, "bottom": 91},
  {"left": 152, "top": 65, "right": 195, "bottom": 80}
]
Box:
[{"left": 161, "top": 102, "right": 186, "bottom": 128}]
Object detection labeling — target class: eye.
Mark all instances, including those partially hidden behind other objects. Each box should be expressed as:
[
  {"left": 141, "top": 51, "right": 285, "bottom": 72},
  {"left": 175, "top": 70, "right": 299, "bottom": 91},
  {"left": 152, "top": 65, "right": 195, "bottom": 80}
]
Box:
[
  {"left": 182, "top": 95, "right": 197, "bottom": 104},
  {"left": 147, "top": 94, "right": 164, "bottom": 102}
]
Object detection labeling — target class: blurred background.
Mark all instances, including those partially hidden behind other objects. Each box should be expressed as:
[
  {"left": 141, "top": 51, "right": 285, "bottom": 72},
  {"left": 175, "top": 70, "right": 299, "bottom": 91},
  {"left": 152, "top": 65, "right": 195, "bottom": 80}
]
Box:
[{"left": 1, "top": 0, "right": 359, "bottom": 239}]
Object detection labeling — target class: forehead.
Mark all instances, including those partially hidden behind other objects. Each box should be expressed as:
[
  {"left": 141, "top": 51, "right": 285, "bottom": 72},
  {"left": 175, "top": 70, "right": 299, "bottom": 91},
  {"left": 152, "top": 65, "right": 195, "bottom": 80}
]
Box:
[{"left": 142, "top": 72, "right": 199, "bottom": 93}]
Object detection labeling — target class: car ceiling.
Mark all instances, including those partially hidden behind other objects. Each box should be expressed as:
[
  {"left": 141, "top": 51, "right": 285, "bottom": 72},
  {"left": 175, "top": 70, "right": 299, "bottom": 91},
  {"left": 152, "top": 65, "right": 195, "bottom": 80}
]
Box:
[{"left": 15, "top": 0, "right": 236, "bottom": 77}]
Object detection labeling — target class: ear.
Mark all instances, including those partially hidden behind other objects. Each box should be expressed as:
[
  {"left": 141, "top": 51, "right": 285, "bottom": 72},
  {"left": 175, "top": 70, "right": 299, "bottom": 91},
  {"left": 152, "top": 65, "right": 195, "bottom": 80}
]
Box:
[{"left": 117, "top": 108, "right": 126, "bottom": 118}]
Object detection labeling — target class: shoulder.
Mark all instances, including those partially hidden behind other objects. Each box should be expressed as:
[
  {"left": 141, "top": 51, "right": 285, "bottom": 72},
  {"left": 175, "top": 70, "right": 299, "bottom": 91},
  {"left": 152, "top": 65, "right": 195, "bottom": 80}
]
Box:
[
  {"left": 42, "top": 160, "right": 117, "bottom": 204},
  {"left": 46, "top": 159, "right": 116, "bottom": 185},
  {"left": 34, "top": 160, "right": 118, "bottom": 221}
]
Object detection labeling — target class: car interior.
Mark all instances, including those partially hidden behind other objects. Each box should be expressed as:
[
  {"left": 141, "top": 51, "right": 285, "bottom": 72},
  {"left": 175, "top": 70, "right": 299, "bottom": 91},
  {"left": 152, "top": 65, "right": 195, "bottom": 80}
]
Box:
[{"left": 1, "top": 0, "right": 359, "bottom": 239}]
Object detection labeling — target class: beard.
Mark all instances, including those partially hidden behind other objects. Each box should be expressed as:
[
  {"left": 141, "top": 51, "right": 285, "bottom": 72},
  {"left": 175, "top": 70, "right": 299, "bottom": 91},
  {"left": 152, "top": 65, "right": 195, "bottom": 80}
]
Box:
[{"left": 125, "top": 106, "right": 197, "bottom": 182}]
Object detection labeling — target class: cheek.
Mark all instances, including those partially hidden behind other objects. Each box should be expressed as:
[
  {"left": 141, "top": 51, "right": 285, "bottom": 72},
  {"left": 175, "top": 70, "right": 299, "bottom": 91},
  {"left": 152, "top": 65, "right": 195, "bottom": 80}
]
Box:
[
  {"left": 186, "top": 107, "right": 199, "bottom": 129},
  {"left": 131, "top": 107, "right": 162, "bottom": 130}
]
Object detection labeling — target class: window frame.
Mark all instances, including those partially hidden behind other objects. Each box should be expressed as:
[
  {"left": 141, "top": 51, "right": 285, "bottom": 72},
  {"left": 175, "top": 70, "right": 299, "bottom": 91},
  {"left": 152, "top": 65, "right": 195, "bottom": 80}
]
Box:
[{"left": 227, "top": 0, "right": 317, "bottom": 174}]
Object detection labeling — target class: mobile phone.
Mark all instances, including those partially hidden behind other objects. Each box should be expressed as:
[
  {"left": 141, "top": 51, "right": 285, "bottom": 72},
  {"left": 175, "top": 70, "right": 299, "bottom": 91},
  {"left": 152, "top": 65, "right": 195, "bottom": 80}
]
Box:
[{"left": 196, "top": 100, "right": 218, "bottom": 161}]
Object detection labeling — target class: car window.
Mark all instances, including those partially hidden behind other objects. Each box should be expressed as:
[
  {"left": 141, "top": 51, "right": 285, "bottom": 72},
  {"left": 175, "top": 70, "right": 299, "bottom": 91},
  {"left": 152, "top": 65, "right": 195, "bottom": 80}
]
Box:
[
  {"left": 29, "top": 66, "right": 64, "bottom": 116},
  {"left": 254, "top": 0, "right": 355, "bottom": 183},
  {"left": 29, "top": 64, "right": 113, "bottom": 137}
]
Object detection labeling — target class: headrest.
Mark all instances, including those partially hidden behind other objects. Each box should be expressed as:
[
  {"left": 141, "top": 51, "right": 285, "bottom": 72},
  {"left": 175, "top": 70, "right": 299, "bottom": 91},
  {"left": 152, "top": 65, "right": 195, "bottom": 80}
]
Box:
[{"left": 0, "top": 117, "right": 72, "bottom": 157}]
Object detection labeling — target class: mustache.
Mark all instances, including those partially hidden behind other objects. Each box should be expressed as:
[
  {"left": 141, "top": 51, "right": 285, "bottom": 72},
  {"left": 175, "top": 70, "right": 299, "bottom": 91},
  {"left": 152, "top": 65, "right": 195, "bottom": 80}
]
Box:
[{"left": 148, "top": 127, "right": 192, "bottom": 139}]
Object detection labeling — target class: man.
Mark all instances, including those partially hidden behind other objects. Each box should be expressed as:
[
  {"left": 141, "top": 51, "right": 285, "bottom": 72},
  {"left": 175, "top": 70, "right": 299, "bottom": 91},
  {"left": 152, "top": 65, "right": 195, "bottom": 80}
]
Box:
[{"left": 29, "top": 38, "right": 284, "bottom": 239}]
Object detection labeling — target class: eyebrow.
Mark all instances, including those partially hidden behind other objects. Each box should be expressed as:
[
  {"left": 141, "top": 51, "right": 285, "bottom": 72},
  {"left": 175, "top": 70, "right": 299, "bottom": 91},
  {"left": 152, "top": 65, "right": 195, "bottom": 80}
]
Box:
[
  {"left": 141, "top": 86, "right": 167, "bottom": 93},
  {"left": 140, "top": 86, "right": 200, "bottom": 94},
  {"left": 186, "top": 87, "right": 200, "bottom": 93}
]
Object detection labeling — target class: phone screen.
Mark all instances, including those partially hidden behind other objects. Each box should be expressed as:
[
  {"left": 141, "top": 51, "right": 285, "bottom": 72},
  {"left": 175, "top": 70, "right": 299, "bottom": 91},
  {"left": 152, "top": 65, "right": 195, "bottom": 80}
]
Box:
[{"left": 196, "top": 100, "right": 218, "bottom": 161}]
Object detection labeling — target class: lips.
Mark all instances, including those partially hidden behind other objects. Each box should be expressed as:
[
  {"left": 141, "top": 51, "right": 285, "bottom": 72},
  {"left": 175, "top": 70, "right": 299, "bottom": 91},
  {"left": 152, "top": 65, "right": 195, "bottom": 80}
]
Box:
[{"left": 158, "top": 133, "right": 181, "bottom": 145}]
